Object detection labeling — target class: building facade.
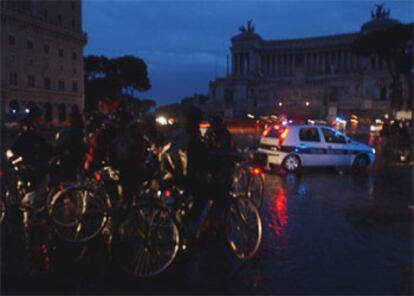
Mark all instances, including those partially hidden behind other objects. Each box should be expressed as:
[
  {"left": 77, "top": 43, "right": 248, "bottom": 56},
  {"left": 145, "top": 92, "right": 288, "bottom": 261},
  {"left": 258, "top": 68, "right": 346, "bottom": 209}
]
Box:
[
  {"left": 208, "top": 7, "right": 410, "bottom": 120},
  {"left": 1, "top": 0, "right": 87, "bottom": 127}
]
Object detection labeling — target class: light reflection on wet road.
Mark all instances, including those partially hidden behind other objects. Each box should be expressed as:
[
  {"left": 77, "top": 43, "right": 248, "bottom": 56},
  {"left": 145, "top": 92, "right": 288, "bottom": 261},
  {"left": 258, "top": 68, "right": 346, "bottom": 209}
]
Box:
[
  {"left": 2, "top": 132, "right": 413, "bottom": 294},
  {"left": 4, "top": 166, "right": 411, "bottom": 295}
]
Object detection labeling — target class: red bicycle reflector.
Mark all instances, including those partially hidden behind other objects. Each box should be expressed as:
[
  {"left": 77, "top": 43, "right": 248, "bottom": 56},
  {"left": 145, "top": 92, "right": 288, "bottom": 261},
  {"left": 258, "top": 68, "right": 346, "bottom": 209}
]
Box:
[
  {"left": 95, "top": 172, "right": 102, "bottom": 181},
  {"left": 251, "top": 167, "right": 262, "bottom": 175}
]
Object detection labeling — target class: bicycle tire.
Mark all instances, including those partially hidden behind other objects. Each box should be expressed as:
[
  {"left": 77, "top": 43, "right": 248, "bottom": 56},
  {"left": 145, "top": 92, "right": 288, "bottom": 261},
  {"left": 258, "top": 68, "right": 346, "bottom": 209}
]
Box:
[
  {"left": 247, "top": 173, "right": 265, "bottom": 209},
  {"left": 232, "top": 163, "right": 249, "bottom": 195},
  {"left": 49, "top": 185, "right": 110, "bottom": 243},
  {"left": 116, "top": 203, "right": 180, "bottom": 277},
  {"left": 225, "top": 197, "right": 262, "bottom": 261},
  {"left": 0, "top": 197, "right": 5, "bottom": 224}
]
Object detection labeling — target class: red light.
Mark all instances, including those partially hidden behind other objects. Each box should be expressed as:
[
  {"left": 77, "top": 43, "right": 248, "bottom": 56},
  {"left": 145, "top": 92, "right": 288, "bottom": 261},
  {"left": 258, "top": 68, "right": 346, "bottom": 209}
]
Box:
[
  {"left": 278, "top": 128, "right": 289, "bottom": 146},
  {"left": 95, "top": 172, "right": 102, "bottom": 181},
  {"left": 199, "top": 121, "right": 210, "bottom": 129},
  {"left": 165, "top": 190, "right": 171, "bottom": 198},
  {"left": 274, "top": 125, "right": 280, "bottom": 130},
  {"left": 0, "top": 170, "right": 4, "bottom": 177},
  {"left": 280, "top": 128, "right": 289, "bottom": 139},
  {"left": 262, "top": 127, "right": 271, "bottom": 137},
  {"left": 251, "top": 167, "right": 262, "bottom": 175}
]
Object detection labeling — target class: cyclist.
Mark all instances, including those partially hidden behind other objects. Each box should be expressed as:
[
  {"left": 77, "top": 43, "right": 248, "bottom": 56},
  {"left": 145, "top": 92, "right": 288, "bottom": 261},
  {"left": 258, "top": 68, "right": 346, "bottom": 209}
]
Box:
[
  {"left": 159, "top": 105, "right": 209, "bottom": 227},
  {"left": 85, "top": 97, "right": 111, "bottom": 136},
  {"left": 9, "top": 105, "right": 54, "bottom": 209},
  {"left": 204, "top": 116, "right": 235, "bottom": 229},
  {"left": 54, "top": 106, "right": 85, "bottom": 181}
]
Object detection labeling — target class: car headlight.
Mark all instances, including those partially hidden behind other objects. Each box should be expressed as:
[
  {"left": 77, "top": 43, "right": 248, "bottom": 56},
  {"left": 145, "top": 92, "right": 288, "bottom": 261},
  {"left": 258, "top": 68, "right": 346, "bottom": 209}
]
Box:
[{"left": 371, "top": 148, "right": 376, "bottom": 154}]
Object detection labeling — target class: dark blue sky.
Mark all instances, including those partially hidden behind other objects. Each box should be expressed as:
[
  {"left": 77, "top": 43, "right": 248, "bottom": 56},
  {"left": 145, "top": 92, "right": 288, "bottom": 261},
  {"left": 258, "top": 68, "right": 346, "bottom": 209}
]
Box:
[{"left": 83, "top": 0, "right": 413, "bottom": 106}]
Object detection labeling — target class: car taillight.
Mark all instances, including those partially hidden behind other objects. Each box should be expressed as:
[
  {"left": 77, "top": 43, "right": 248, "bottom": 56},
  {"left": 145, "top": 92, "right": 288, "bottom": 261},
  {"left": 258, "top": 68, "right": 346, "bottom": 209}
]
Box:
[
  {"left": 262, "top": 127, "right": 271, "bottom": 137},
  {"left": 279, "top": 128, "right": 289, "bottom": 146}
]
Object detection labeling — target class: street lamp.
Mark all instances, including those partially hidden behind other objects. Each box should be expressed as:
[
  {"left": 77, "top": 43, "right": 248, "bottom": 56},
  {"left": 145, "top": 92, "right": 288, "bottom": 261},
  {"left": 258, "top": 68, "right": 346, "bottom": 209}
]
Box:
[
  {"left": 305, "top": 101, "right": 310, "bottom": 107},
  {"left": 278, "top": 102, "right": 283, "bottom": 107}
]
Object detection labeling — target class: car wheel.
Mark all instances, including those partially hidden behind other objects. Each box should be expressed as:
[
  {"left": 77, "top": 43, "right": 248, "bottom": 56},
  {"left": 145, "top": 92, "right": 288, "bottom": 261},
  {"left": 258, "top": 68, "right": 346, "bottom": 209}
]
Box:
[
  {"left": 353, "top": 154, "right": 369, "bottom": 172},
  {"left": 282, "top": 155, "right": 301, "bottom": 173}
]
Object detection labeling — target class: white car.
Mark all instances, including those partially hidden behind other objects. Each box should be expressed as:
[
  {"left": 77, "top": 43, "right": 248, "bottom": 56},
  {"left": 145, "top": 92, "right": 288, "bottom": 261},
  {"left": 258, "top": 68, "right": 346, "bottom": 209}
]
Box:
[{"left": 258, "top": 124, "right": 375, "bottom": 172}]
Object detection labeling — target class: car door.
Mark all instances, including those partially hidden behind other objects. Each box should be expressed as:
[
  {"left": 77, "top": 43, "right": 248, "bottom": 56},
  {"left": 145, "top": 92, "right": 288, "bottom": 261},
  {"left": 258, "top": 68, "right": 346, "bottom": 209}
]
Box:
[
  {"left": 297, "top": 127, "right": 326, "bottom": 166},
  {"left": 320, "top": 127, "right": 348, "bottom": 166}
]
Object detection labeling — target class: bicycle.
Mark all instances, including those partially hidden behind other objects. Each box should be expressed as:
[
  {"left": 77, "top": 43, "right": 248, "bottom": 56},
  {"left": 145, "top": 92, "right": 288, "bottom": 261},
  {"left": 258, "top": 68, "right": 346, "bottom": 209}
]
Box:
[
  {"left": 232, "top": 148, "right": 266, "bottom": 209},
  {"left": 125, "top": 169, "right": 263, "bottom": 277},
  {"left": 47, "top": 166, "right": 114, "bottom": 243}
]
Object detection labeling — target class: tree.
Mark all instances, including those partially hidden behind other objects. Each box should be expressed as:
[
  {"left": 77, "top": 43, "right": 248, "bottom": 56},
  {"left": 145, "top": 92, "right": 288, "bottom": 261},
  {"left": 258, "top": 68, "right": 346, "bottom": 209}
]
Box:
[
  {"left": 352, "top": 24, "right": 413, "bottom": 109},
  {"left": 84, "top": 55, "right": 152, "bottom": 112}
]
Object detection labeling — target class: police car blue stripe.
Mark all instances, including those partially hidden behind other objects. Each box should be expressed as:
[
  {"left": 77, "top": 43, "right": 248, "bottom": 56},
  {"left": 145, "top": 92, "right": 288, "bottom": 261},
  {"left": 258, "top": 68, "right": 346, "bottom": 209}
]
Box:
[{"left": 261, "top": 144, "right": 371, "bottom": 155}]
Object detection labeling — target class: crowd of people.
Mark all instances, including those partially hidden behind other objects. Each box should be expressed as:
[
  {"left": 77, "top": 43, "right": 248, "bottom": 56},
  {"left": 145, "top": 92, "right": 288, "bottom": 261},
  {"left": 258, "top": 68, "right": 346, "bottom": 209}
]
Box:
[
  {"left": 6, "top": 97, "right": 236, "bottom": 222},
  {"left": 380, "top": 117, "right": 413, "bottom": 162}
]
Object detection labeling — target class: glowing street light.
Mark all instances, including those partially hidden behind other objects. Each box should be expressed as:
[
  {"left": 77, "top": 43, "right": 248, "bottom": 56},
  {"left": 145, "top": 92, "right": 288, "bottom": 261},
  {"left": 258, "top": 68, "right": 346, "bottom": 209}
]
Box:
[
  {"left": 278, "top": 102, "right": 283, "bottom": 107},
  {"left": 156, "top": 116, "right": 168, "bottom": 125},
  {"left": 305, "top": 101, "right": 310, "bottom": 107}
]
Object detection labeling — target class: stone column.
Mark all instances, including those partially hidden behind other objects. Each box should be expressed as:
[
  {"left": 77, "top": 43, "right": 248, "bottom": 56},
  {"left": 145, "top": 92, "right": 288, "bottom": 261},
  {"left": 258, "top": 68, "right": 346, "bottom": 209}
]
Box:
[
  {"left": 239, "top": 53, "right": 244, "bottom": 75},
  {"left": 246, "top": 53, "right": 250, "bottom": 73},
  {"left": 232, "top": 53, "right": 237, "bottom": 75}
]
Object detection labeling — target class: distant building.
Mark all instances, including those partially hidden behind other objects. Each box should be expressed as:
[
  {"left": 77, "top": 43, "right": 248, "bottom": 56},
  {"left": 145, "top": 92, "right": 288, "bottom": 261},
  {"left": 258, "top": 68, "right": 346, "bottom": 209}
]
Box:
[
  {"left": 208, "top": 6, "right": 410, "bottom": 120},
  {"left": 1, "top": 0, "right": 87, "bottom": 126}
]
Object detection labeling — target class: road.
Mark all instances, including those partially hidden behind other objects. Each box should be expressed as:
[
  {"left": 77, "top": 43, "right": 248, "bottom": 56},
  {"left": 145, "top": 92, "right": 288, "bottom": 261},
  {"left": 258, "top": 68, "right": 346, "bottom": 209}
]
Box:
[{"left": 1, "top": 132, "right": 413, "bottom": 294}]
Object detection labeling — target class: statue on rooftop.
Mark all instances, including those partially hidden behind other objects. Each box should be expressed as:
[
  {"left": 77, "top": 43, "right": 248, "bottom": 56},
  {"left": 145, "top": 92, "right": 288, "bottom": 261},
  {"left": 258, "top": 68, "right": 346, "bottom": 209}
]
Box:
[
  {"left": 371, "top": 3, "right": 391, "bottom": 19},
  {"left": 239, "top": 19, "right": 255, "bottom": 33}
]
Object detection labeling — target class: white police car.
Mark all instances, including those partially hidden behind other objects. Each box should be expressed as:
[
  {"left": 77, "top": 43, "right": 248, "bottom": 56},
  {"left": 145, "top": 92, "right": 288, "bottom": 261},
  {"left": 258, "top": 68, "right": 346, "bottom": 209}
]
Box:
[{"left": 258, "top": 124, "right": 375, "bottom": 172}]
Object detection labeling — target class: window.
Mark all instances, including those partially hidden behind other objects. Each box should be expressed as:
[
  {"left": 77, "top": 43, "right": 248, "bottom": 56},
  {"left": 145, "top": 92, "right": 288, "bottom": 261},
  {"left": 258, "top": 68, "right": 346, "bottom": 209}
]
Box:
[
  {"left": 44, "top": 78, "right": 51, "bottom": 90},
  {"left": 71, "top": 1, "right": 76, "bottom": 10},
  {"left": 58, "top": 80, "right": 65, "bottom": 91},
  {"left": 28, "top": 75, "right": 35, "bottom": 88},
  {"left": 44, "top": 103, "right": 52, "bottom": 122},
  {"left": 10, "top": 54, "right": 16, "bottom": 63},
  {"left": 27, "top": 40, "right": 33, "bottom": 49},
  {"left": 380, "top": 87, "right": 387, "bottom": 100},
  {"left": 72, "top": 52, "right": 77, "bottom": 60},
  {"left": 9, "top": 72, "right": 18, "bottom": 86},
  {"left": 58, "top": 103, "right": 66, "bottom": 121},
  {"left": 73, "top": 68, "right": 77, "bottom": 74},
  {"left": 322, "top": 128, "right": 347, "bottom": 144},
  {"left": 44, "top": 44, "right": 50, "bottom": 54},
  {"left": 72, "top": 82, "right": 78, "bottom": 92},
  {"left": 58, "top": 14, "right": 62, "bottom": 25},
  {"left": 43, "top": 9, "right": 48, "bottom": 20},
  {"left": 299, "top": 128, "right": 320, "bottom": 142},
  {"left": 263, "top": 127, "right": 280, "bottom": 138},
  {"left": 71, "top": 19, "right": 76, "bottom": 29},
  {"left": 58, "top": 48, "right": 64, "bottom": 57},
  {"left": 9, "top": 35, "right": 15, "bottom": 46}
]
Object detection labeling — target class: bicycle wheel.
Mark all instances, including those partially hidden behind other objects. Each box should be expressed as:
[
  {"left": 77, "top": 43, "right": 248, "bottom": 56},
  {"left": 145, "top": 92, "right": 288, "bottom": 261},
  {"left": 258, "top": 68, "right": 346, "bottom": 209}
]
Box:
[
  {"left": 117, "top": 203, "right": 180, "bottom": 277},
  {"left": 0, "top": 197, "right": 5, "bottom": 224},
  {"left": 49, "top": 186, "right": 110, "bottom": 243},
  {"left": 247, "top": 173, "right": 264, "bottom": 209},
  {"left": 233, "top": 163, "right": 249, "bottom": 195},
  {"left": 225, "top": 197, "right": 262, "bottom": 260}
]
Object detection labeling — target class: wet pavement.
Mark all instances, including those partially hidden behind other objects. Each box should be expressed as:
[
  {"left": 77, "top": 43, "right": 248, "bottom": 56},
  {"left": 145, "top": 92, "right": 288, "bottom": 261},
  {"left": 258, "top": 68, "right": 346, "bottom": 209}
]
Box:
[{"left": 1, "top": 133, "right": 413, "bottom": 294}]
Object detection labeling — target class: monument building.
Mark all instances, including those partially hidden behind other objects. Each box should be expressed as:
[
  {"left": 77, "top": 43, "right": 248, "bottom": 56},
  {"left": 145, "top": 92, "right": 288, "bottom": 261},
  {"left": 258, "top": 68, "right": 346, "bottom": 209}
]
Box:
[{"left": 208, "top": 5, "right": 410, "bottom": 120}]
